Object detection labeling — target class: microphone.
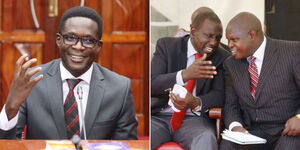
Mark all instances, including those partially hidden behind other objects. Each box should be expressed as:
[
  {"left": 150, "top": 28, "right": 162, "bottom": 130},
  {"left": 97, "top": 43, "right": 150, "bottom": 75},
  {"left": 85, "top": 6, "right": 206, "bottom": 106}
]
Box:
[
  {"left": 71, "top": 135, "right": 82, "bottom": 150},
  {"left": 77, "top": 86, "right": 87, "bottom": 140}
]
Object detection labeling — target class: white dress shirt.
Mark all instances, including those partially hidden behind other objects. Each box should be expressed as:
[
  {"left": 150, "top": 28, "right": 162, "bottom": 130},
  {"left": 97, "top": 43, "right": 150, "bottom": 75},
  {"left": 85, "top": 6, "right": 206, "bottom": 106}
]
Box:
[
  {"left": 229, "top": 36, "right": 266, "bottom": 131},
  {"left": 0, "top": 61, "right": 93, "bottom": 132}
]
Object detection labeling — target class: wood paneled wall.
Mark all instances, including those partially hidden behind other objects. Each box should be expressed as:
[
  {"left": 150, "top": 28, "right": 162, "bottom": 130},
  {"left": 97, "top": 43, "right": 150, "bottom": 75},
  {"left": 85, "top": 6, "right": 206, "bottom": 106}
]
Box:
[{"left": 0, "top": 0, "right": 149, "bottom": 136}]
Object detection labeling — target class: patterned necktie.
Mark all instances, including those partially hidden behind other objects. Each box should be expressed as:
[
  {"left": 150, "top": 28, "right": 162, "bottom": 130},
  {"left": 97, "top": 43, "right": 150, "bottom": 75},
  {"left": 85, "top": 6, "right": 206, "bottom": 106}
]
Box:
[
  {"left": 248, "top": 56, "right": 258, "bottom": 98},
  {"left": 170, "top": 53, "right": 201, "bottom": 131},
  {"left": 64, "top": 79, "right": 81, "bottom": 138}
]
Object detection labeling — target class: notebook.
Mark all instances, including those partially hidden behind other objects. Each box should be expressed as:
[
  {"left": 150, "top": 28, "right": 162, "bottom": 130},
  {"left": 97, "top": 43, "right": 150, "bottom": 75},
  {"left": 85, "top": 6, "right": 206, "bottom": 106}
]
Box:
[{"left": 221, "top": 129, "right": 267, "bottom": 145}]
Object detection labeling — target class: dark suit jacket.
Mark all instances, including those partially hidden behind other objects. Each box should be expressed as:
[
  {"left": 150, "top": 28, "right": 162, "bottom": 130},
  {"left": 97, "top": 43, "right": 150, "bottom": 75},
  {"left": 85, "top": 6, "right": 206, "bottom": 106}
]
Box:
[
  {"left": 151, "top": 35, "right": 230, "bottom": 115},
  {"left": 0, "top": 59, "right": 137, "bottom": 139},
  {"left": 223, "top": 37, "right": 300, "bottom": 135}
]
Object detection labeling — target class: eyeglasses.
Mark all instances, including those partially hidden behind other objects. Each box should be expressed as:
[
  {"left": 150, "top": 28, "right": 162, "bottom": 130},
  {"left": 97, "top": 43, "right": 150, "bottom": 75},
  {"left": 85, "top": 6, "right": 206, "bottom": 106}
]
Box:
[{"left": 59, "top": 33, "right": 99, "bottom": 48}]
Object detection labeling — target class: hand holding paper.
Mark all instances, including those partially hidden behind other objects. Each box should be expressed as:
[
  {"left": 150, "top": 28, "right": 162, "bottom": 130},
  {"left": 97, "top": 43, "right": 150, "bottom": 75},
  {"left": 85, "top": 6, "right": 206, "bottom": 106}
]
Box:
[{"left": 168, "top": 84, "right": 187, "bottom": 112}]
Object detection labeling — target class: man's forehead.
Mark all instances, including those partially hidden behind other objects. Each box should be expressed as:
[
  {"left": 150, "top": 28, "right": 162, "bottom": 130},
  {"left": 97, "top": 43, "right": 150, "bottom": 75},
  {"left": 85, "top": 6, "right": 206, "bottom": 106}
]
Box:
[
  {"left": 63, "top": 17, "right": 98, "bottom": 35},
  {"left": 64, "top": 17, "right": 96, "bottom": 26}
]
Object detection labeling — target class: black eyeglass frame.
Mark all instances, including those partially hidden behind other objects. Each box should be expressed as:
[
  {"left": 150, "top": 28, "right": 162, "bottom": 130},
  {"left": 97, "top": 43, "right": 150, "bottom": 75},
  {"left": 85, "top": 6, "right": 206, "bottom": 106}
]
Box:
[{"left": 58, "top": 33, "right": 101, "bottom": 48}]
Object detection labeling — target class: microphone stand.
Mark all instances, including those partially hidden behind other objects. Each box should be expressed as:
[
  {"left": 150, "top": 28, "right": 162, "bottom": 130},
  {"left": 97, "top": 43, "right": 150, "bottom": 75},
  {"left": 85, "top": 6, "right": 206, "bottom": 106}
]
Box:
[{"left": 77, "top": 86, "right": 87, "bottom": 140}]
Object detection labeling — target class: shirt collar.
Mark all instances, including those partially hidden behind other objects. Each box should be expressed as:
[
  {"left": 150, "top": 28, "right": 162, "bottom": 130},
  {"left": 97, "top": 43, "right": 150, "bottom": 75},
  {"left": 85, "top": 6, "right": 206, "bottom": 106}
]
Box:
[
  {"left": 60, "top": 61, "right": 93, "bottom": 84},
  {"left": 187, "top": 38, "right": 198, "bottom": 58},
  {"left": 247, "top": 36, "right": 266, "bottom": 63}
]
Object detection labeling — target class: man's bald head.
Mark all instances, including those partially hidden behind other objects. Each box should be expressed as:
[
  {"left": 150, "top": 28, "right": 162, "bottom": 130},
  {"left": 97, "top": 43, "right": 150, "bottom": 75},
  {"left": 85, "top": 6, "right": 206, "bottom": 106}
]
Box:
[
  {"left": 227, "top": 12, "right": 263, "bottom": 38},
  {"left": 191, "top": 7, "right": 221, "bottom": 29}
]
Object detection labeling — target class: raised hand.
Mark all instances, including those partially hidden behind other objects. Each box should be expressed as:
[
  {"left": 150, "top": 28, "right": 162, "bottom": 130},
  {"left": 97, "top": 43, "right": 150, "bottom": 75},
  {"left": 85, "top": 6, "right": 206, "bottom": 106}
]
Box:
[
  {"left": 182, "top": 53, "right": 217, "bottom": 82},
  {"left": 281, "top": 116, "right": 300, "bottom": 136},
  {"left": 5, "top": 55, "right": 43, "bottom": 120}
]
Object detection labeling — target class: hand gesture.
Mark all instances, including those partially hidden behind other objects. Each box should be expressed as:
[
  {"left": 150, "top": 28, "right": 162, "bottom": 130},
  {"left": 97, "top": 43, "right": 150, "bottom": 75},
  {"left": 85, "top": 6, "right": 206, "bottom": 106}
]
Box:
[
  {"left": 182, "top": 54, "right": 217, "bottom": 82},
  {"left": 5, "top": 55, "right": 43, "bottom": 120},
  {"left": 281, "top": 116, "right": 300, "bottom": 136}
]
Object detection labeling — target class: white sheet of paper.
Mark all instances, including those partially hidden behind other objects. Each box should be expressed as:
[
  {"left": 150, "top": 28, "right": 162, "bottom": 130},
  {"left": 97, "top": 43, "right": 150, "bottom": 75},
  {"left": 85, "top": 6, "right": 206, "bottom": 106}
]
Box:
[{"left": 168, "top": 84, "right": 187, "bottom": 112}]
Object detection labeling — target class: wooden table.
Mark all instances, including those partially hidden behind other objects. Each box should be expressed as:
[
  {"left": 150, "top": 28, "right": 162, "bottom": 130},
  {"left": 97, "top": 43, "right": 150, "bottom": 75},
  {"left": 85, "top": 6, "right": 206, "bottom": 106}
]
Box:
[{"left": 0, "top": 140, "right": 149, "bottom": 150}]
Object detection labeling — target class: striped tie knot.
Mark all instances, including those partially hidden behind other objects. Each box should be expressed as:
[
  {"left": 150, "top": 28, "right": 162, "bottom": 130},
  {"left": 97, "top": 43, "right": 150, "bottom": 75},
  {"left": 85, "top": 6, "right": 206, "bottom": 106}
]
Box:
[
  {"left": 66, "top": 79, "right": 81, "bottom": 90},
  {"left": 249, "top": 56, "right": 256, "bottom": 64}
]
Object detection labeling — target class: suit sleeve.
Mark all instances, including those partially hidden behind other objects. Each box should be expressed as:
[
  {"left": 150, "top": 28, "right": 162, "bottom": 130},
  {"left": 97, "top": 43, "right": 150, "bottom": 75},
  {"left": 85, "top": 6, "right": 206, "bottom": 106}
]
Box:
[
  {"left": 0, "top": 102, "right": 26, "bottom": 139},
  {"left": 223, "top": 61, "right": 244, "bottom": 128},
  {"left": 151, "top": 38, "right": 177, "bottom": 97},
  {"left": 292, "top": 44, "right": 300, "bottom": 114},
  {"left": 112, "top": 79, "right": 137, "bottom": 140},
  {"left": 0, "top": 126, "right": 16, "bottom": 139}
]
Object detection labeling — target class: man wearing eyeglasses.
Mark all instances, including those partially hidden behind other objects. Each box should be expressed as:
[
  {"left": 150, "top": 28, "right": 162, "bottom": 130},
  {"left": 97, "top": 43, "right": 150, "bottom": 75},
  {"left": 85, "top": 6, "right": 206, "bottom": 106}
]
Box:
[{"left": 0, "top": 6, "right": 137, "bottom": 140}]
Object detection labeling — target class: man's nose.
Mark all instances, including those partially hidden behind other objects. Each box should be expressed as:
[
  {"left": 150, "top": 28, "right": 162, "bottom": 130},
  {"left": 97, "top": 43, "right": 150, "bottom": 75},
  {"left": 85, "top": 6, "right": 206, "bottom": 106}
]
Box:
[
  {"left": 72, "top": 40, "right": 85, "bottom": 50},
  {"left": 209, "top": 38, "right": 218, "bottom": 46}
]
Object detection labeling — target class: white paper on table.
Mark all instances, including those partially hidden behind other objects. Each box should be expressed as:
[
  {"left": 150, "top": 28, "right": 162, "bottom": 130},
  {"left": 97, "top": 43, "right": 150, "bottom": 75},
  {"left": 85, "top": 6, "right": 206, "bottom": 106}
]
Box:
[{"left": 168, "top": 84, "right": 187, "bottom": 112}]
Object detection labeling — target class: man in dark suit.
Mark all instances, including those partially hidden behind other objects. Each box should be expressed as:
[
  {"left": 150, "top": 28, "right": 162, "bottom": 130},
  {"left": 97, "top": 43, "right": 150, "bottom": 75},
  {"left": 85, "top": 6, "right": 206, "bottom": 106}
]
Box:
[
  {"left": 151, "top": 7, "right": 230, "bottom": 150},
  {"left": 0, "top": 6, "right": 137, "bottom": 139},
  {"left": 220, "top": 12, "right": 300, "bottom": 150}
]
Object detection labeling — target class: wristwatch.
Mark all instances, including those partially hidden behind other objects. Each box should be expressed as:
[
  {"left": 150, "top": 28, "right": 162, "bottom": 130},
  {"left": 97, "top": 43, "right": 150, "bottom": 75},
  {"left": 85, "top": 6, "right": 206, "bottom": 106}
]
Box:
[
  {"left": 193, "top": 105, "right": 201, "bottom": 112},
  {"left": 192, "top": 105, "right": 201, "bottom": 116},
  {"left": 296, "top": 114, "right": 300, "bottom": 119},
  {"left": 191, "top": 97, "right": 202, "bottom": 116}
]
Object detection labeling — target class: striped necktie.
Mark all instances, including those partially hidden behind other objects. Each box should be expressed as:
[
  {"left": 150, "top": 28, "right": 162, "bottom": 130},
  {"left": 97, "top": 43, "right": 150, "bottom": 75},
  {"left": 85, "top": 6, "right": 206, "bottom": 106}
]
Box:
[
  {"left": 64, "top": 79, "right": 81, "bottom": 138},
  {"left": 248, "top": 56, "right": 258, "bottom": 98}
]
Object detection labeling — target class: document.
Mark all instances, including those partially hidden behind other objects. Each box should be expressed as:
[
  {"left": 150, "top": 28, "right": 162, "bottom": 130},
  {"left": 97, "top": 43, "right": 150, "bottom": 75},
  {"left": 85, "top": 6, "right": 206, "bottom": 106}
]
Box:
[
  {"left": 86, "top": 142, "right": 129, "bottom": 150},
  {"left": 168, "top": 84, "right": 187, "bottom": 112},
  {"left": 221, "top": 129, "right": 267, "bottom": 145}
]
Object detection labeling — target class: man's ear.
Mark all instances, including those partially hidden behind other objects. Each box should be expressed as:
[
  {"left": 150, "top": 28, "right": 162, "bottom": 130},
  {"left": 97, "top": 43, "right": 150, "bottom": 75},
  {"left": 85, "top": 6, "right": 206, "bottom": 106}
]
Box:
[
  {"left": 56, "top": 33, "right": 62, "bottom": 47},
  {"left": 96, "top": 40, "right": 103, "bottom": 52},
  {"left": 248, "top": 30, "right": 256, "bottom": 40},
  {"left": 98, "top": 40, "right": 103, "bottom": 47},
  {"left": 190, "top": 24, "right": 196, "bottom": 36}
]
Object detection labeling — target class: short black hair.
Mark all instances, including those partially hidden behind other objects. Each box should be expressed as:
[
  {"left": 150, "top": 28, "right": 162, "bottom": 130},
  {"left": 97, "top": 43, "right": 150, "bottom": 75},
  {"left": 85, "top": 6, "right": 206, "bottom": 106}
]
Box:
[
  {"left": 191, "top": 7, "right": 221, "bottom": 29},
  {"left": 59, "top": 6, "right": 103, "bottom": 39}
]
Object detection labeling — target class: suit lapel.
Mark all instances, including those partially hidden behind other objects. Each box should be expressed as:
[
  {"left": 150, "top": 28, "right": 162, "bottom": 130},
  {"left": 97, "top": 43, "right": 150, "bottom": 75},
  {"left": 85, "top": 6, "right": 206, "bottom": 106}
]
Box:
[
  {"left": 46, "top": 60, "right": 67, "bottom": 138},
  {"left": 177, "top": 35, "right": 189, "bottom": 70},
  {"left": 236, "top": 59, "right": 254, "bottom": 101},
  {"left": 84, "top": 63, "right": 105, "bottom": 138},
  {"left": 255, "top": 39, "right": 279, "bottom": 99}
]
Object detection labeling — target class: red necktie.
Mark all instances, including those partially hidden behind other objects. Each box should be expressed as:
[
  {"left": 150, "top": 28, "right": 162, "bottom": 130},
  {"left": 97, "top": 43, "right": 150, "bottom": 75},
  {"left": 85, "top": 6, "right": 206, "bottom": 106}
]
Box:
[
  {"left": 170, "top": 53, "right": 201, "bottom": 131},
  {"left": 248, "top": 56, "right": 258, "bottom": 98},
  {"left": 64, "top": 79, "right": 81, "bottom": 138}
]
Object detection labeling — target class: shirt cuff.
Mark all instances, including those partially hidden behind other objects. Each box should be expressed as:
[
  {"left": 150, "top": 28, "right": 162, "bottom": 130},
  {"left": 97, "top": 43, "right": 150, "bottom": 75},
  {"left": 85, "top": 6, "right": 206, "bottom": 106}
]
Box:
[
  {"left": 0, "top": 105, "right": 19, "bottom": 131},
  {"left": 176, "top": 70, "right": 185, "bottom": 86},
  {"left": 229, "top": 121, "right": 243, "bottom": 131}
]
